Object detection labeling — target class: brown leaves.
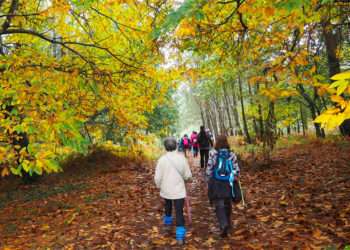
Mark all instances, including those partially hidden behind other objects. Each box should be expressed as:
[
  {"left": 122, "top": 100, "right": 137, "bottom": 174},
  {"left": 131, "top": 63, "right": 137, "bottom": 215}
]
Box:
[{"left": 1, "top": 141, "right": 350, "bottom": 248}]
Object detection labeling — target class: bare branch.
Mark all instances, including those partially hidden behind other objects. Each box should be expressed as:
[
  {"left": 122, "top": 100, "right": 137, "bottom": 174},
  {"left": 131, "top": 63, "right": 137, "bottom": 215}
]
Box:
[
  {"left": 0, "top": 28, "right": 141, "bottom": 69},
  {"left": 0, "top": 28, "right": 94, "bottom": 65},
  {"left": 0, "top": 13, "right": 40, "bottom": 18},
  {"left": 215, "top": 0, "right": 246, "bottom": 26},
  {"left": 91, "top": 7, "right": 147, "bottom": 33},
  {"left": 217, "top": 1, "right": 235, "bottom": 4}
]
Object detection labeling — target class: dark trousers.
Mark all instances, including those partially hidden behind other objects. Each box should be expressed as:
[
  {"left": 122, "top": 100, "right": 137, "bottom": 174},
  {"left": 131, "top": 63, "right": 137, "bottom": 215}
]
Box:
[
  {"left": 193, "top": 147, "right": 198, "bottom": 157},
  {"left": 165, "top": 198, "right": 185, "bottom": 226},
  {"left": 214, "top": 198, "right": 232, "bottom": 230},
  {"left": 200, "top": 149, "right": 209, "bottom": 169}
]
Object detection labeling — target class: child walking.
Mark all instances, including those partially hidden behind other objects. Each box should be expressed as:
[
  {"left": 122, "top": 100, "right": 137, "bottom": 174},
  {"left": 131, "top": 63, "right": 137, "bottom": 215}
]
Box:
[
  {"left": 206, "top": 135, "right": 240, "bottom": 237},
  {"left": 154, "top": 137, "right": 192, "bottom": 245}
]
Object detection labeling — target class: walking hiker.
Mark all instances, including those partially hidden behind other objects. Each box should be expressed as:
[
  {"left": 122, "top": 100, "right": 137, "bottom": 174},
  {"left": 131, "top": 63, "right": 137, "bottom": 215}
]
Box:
[
  {"left": 206, "top": 135, "right": 240, "bottom": 238},
  {"left": 182, "top": 134, "right": 190, "bottom": 157},
  {"left": 154, "top": 137, "right": 192, "bottom": 245},
  {"left": 190, "top": 131, "right": 199, "bottom": 158},
  {"left": 197, "top": 126, "right": 213, "bottom": 169}
]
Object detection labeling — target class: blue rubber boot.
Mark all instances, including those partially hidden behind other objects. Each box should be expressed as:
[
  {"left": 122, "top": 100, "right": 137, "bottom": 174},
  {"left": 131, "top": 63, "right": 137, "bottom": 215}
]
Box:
[
  {"left": 176, "top": 226, "right": 186, "bottom": 245},
  {"left": 163, "top": 215, "right": 173, "bottom": 226}
]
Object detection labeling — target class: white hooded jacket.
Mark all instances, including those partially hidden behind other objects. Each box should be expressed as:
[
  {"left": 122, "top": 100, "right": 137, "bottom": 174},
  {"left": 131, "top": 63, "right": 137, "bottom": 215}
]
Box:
[{"left": 154, "top": 151, "right": 192, "bottom": 200}]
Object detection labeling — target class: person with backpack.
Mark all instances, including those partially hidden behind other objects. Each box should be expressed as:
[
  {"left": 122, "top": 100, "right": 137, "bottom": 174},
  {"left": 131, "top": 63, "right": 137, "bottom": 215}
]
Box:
[
  {"left": 190, "top": 131, "right": 199, "bottom": 158},
  {"left": 206, "top": 135, "right": 240, "bottom": 238},
  {"left": 182, "top": 134, "right": 190, "bottom": 157},
  {"left": 154, "top": 137, "right": 192, "bottom": 245},
  {"left": 197, "top": 126, "right": 213, "bottom": 169}
]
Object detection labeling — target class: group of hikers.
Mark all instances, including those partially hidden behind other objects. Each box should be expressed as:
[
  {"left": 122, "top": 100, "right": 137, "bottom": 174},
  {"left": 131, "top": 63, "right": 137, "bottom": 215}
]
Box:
[
  {"left": 154, "top": 126, "right": 241, "bottom": 245},
  {"left": 177, "top": 127, "right": 214, "bottom": 168}
]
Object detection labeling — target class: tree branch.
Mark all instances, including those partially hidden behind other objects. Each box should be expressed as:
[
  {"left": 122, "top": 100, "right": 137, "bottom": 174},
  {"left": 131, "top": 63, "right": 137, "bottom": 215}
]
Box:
[
  {"left": 2, "top": 0, "right": 19, "bottom": 32},
  {"left": 91, "top": 7, "right": 147, "bottom": 33},
  {"left": 215, "top": 0, "right": 246, "bottom": 27},
  {"left": 217, "top": 0, "right": 235, "bottom": 4},
  {"left": 0, "top": 28, "right": 94, "bottom": 65},
  {"left": 0, "top": 13, "right": 40, "bottom": 18},
  {"left": 0, "top": 28, "right": 141, "bottom": 69}
]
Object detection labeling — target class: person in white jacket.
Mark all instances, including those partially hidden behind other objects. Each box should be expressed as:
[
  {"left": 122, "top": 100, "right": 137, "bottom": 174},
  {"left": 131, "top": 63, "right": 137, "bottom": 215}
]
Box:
[{"left": 154, "top": 137, "right": 192, "bottom": 245}]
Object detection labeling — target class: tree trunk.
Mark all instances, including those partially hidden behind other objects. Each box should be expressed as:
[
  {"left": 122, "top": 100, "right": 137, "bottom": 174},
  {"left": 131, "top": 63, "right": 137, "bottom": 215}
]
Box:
[
  {"left": 248, "top": 83, "right": 258, "bottom": 140},
  {"left": 230, "top": 80, "right": 243, "bottom": 136},
  {"left": 222, "top": 82, "right": 234, "bottom": 135},
  {"left": 297, "top": 85, "right": 325, "bottom": 138},
  {"left": 300, "top": 103, "right": 307, "bottom": 136},
  {"left": 213, "top": 97, "right": 226, "bottom": 135},
  {"left": 238, "top": 75, "right": 251, "bottom": 143},
  {"left": 208, "top": 101, "right": 219, "bottom": 137},
  {"left": 199, "top": 103, "right": 206, "bottom": 127},
  {"left": 256, "top": 84, "right": 264, "bottom": 140},
  {"left": 263, "top": 101, "right": 276, "bottom": 161}
]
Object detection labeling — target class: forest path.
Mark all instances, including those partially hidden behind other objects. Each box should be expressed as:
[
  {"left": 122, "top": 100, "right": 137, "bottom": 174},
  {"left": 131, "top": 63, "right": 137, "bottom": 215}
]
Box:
[{"left": 1, "top": 141, "right": 350, "bottom": 249}]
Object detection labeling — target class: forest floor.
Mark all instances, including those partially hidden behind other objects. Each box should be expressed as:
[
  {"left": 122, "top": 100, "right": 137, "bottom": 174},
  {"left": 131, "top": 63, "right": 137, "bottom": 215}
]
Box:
[{"left": 1, "top": 139, "right": 350, "bottom": 249}]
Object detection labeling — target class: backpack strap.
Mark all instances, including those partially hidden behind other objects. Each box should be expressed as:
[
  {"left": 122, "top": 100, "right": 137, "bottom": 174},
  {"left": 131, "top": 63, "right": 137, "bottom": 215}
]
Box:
[{"left": 165, "top": 155, "right": 183, "bottom": 178}]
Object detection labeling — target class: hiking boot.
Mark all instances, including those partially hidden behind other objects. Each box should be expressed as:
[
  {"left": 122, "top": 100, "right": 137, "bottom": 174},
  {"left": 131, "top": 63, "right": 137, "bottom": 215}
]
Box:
[
  {"left": 176, "top": 226, "right": 186, "bottom": 244},
  {"left": 163, "top": 215, "right": 173, "bottom": 226},
  {"left": 220, "top": 226, "right": 229, "bottom": 238},
  {"left": 177, "top": 239, "right": 185, "bottom": 245}
]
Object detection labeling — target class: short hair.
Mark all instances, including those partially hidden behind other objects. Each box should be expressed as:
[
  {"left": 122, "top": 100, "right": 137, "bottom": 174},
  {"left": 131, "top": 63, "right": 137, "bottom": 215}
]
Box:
[
  {"left": 164, "top": 137, "right": 177, "bottom": 152},
  {"left": 214, "top": 135, "right": 230, "bottom": 150}
]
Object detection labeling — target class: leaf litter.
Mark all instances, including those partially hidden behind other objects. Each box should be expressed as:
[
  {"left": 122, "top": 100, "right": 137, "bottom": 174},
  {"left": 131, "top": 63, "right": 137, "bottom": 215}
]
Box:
[{"left": 0, "top": 140, "right": 349, "bottom": 249}]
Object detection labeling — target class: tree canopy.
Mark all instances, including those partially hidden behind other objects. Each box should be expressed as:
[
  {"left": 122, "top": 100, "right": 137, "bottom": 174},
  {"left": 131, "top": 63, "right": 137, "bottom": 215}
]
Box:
[
  {"left": 0, "top": 0, "right": 178, "bottom": 176},
  {"left": 1, "top": 0, "right": 350, "bottom": 176}
]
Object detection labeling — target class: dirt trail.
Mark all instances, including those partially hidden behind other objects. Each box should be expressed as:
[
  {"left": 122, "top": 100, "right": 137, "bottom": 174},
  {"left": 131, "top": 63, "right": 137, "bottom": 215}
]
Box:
[{"left": 1, "top": 141, "right": 350, "bottom": 249}]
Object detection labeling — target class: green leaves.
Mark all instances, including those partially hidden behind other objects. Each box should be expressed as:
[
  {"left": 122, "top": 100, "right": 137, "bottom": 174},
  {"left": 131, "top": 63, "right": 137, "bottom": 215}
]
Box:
[
  {"left": 71, "top": 0, "right": 97, "bottom": 9},
  {"left": 275, "top": 0, "right": 308, "bottom": 12},
  {"left": 152, "top": 0, "right": 206, "bottom": 38},
  {"left": 321, "top": 0, "right": 334, "bottom": 4}
]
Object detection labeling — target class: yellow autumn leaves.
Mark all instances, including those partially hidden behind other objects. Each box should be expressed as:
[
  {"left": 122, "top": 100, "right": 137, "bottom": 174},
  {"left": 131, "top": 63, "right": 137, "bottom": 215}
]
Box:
[
  {"left": 314, "top": 71, "right": 350, "bottom": 129},
  {"left": 0, "top": 0, "right": 177, "bottom": 177}
]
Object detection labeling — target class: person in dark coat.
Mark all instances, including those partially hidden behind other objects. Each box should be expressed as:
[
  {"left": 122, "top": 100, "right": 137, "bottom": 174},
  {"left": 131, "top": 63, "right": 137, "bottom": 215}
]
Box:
[
  {"left": 197, "top": 126, "right": 213, "bottom": 169},
  {"left": 206, "top": 135, "right": 240, "bottom": 237}
]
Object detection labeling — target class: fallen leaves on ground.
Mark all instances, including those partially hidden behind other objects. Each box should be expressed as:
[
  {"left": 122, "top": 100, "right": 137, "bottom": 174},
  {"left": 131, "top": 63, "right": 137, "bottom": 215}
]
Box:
[{"left": 0, "top": 140, "right": 350, "bottom": 249}]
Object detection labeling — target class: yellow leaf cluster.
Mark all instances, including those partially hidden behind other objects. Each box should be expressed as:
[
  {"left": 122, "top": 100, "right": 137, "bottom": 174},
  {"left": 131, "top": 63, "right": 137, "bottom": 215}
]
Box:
[
  {"left": 315, "top": 71, "right": 350, "bottom": 129},
  {"left": 175, "top": 20, "right": 196, "bottom": 38}
]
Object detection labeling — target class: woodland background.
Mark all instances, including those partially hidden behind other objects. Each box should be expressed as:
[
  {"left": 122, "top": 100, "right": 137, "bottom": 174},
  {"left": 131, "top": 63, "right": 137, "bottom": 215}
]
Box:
[{"left": 0, "top": 0, "right": 350, "bottom": 249}]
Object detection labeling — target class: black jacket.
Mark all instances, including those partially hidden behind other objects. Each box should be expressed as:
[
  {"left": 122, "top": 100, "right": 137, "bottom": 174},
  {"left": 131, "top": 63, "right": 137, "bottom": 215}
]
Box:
[{"left": 197, "top": 131, "right": 212, "bottom": 149}]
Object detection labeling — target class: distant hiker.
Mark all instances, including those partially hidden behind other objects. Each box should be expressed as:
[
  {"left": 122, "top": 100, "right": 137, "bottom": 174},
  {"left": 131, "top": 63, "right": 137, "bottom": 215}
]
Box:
[
  {"left": 190, "top": 131, "right": 199, "bottom": 158},
  {"left": 154, "top": 137, "right": 192, "bottom": 245},
  {"left": 178, "top": 138, "right": 184, "bottom": 152},
  {"left": 182, "top": 134, "right": 190, "bottom": 157},
  {"left": 206, "top": 135, "right": 240, "bottom": 238},
  {"left": 197, "top": 126, "right": 213, "bottom": 169}
]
